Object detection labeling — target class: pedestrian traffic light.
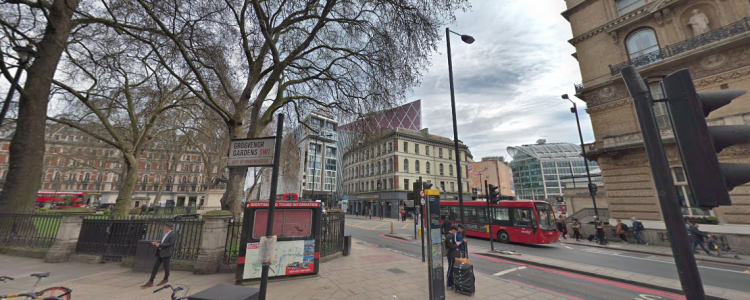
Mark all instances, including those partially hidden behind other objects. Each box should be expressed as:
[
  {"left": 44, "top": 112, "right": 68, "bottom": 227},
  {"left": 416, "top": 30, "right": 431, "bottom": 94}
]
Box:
[
  {"left": 488, "top": 184, "right": 499, "bottom": 204},
  {"left": 663, "top": 69, "right": 750, "bottom": 208},
  {"left": 422, "top": 182, "right": 433, "bottom": 190}
]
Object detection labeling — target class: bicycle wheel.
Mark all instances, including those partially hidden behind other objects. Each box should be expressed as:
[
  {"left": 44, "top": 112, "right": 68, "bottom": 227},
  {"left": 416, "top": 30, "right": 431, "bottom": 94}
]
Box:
[{"left": 38, "top": 287, "right": 71, "bottom": 300}]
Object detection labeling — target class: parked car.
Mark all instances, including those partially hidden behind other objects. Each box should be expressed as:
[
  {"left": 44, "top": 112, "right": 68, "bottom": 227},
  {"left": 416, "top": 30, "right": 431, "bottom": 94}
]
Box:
[{"left": 96, "top": 203, "right": 115, "bottom": 210}]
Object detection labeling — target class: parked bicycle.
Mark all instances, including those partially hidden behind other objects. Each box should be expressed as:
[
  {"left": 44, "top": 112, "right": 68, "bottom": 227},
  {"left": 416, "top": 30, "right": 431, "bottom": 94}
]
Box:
[
  {"left": 153, "top": 283, "right": 190, "bottom": 300},
  {"left": 0, "top": 273, "right": 71, "bottom": 300}
]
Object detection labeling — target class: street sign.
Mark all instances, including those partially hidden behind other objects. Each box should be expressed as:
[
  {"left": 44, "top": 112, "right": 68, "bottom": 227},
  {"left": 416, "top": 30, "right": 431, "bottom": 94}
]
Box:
[
  {"left": 420, "top": 190, "right": 425, "bottom": 198},
  {"left": 420, "top": 198, "right": 425, "bottom": 205},
  {"left": 228, "top": 137, "right": 277, "bottom": 167}
]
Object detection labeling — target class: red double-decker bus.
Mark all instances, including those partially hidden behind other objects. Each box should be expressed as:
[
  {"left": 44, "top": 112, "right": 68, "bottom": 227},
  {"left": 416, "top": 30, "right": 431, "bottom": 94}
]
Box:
[
  {"left": 439, "top": 200, "right": 560, "bottom": 245},
  {"left": 275, "top": 193, "right": 299, "bottom": 201},
  {"left": 36, "top": 192, "right": 88, "bottom": 209}
]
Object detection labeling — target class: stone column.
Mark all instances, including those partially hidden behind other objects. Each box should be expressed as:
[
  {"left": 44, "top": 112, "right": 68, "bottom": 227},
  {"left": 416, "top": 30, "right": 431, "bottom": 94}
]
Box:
[
  {"left": 193, "top": 211, "right": 232, "bottom": 275},
  {"left": 45, "top": 210, "right": 91, "bottom": 263}
]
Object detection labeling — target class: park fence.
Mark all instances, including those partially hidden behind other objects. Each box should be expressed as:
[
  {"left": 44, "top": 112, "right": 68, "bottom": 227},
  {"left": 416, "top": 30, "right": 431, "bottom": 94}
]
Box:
[
  {"left": 75, "top": 216, "right": 204, "bottom": 261},
  {"left": 320, "top": 212, "right": 345, "bottom": 258},
  {"left": 0, "top": 213, "right": 62, "bottom": 248}
]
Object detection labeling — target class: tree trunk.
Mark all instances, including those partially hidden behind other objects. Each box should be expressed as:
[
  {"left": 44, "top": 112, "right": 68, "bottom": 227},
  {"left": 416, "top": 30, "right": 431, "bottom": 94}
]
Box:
[
  {"left": 0, "top": 0, "right": 83, "bottom": 213},
  {"left": 112, "top": 154, "right": 138, "bottom": 217},
  {"left": 221, "top": 167, "right": 247, "bottom": 220}
]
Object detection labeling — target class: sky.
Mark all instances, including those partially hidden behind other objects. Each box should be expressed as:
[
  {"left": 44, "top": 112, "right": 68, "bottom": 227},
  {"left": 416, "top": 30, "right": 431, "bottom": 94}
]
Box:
[{"left": 410, "top": 0, "right": 594, "bottom": 161}]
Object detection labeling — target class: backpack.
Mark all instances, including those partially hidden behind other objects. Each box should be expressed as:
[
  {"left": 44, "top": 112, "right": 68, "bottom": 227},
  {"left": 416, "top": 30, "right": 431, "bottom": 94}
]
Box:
[
  {"left": 620, "top": 223, "right": 629, "bottom": 232},
  {"left": 636, "top": 221, "right": 645, "bottom": 231}
]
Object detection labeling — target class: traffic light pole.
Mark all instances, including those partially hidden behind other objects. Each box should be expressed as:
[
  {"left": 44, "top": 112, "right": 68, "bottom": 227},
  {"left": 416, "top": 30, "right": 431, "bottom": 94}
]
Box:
[
  {"left": 622, "top": 66, "right": 706, "bottom": 300},
  {"left": 484, "top": 180, "right": 494, "bottom": 252},
  {"left": 419, "top": 177, "right": 425, "bottom": 262}
]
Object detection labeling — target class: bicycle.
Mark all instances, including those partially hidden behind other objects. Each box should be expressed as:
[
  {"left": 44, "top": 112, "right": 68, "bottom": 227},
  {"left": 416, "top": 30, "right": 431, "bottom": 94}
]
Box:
[
  {"left": 0, "top": 273, "right": 71, "bottom": 300},
  {"left": 153, "top": 283, "right": 190, "bottom": 300}
]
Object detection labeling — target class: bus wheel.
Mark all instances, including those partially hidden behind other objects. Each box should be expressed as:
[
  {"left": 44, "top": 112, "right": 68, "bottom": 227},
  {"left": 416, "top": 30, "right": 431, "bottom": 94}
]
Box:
[{"left": 497, "top": 231, "right": 510, "bottom": 243}]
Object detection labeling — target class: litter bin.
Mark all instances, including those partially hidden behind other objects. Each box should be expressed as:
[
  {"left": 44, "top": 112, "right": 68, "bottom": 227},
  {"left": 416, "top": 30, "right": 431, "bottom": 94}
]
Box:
[
  {"left": 343, "top": 235, "right": 352, "bottom": 256},
  {"left": 133, "top": 240, "right": 158, "bottom": 272},
  {"left": 188, "top": 284, "right": 259, "bottom": 300}
]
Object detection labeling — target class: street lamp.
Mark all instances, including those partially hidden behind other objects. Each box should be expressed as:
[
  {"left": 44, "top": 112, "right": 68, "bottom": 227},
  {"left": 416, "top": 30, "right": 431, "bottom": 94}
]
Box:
[
  {"left": 562, "top": 94, "right": 599, "bottom": 217},
  {"left": 1, "top": 44, "right": 37, "bottom": 129},
  {"left": 446, "top": 27, "right": 474, "bottom": 225}
]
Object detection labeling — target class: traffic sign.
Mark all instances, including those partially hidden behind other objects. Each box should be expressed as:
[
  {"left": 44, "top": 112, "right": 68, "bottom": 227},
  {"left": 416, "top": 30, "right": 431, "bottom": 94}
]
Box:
[
  {"left": 421, "top": 198, "right": 425, "bottom": 205},
  {"left": 420, "top": 190, "right": 425, "bottom": 198}
]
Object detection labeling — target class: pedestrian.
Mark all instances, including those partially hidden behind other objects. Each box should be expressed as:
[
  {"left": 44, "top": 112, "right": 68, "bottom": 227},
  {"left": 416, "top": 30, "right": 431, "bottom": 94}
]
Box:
[
  {"left": 572, "top": 218, "right": 582, "bottom": 241},
  {"left": 441, "top": 215, "right": 453, "bottom": 235},
  {"left": 456, "top": 224, "right": 468, "bottom": 257},
  {"left": 616, "top": 219, "right": 628, "bottom": 242},
  {"left": 141, "top": 223, "right": 179, "bottom": 288},
  {"left": 556, "top": 216, "right": 567, "bottom": 240},
  {"left": 401, "top": 211, "right": 405, "bottom": 222},
  {"left": 689, "top": 223, "right": 713, "bottom": 256},
  {"left": 631, "top": 217, "right": 648, "bottom": 245},
  {"left": 369, "top": 208, "right": 372, "bottom": 219},
  {"left": 444, "top": 225, "right": 462, "bottom": 290},
  {"left": 595, "top": 216, "right": 607, "bottom": 245}
]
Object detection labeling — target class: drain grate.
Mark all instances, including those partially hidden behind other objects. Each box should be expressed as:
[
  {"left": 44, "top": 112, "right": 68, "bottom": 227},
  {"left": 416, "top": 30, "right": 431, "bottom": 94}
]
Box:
[{"left": 387, "top": 268, "right": 406, "bottom": 274}]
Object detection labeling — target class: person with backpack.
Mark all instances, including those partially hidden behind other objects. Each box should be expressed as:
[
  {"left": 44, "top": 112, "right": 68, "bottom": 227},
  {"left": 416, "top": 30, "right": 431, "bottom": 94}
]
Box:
[
  {"left": 572, "top": 218, "right": 582, "bottom": 241},
  {"left": 444, "top": 225, "right": 461, "bottom": 289},
  {"left": 631, "top": 217, "right": 648, "bottom": 245},
  {"left": 615, "top": 219, "right": 628, "bottom": 242},
  {"left": 556, "top": 215, "right": 567, "bottom": 240}
]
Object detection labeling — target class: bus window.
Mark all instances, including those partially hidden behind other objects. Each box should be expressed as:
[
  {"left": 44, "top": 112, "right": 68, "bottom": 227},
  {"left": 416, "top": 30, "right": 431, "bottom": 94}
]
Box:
[
  {"left": 475, "top": 207, "right": 487, "bottom": 224},
  {"left": 534, "top": 203, "right": 557, "bottom": 231},
  {"left": 449, "top": 206, "right": 459, "bottom": 221},
  {"left": 513, "top": 208, "right": 533, "bottom": 228},
  {"left": 463, "top": 207, "right": 476, "bottom": 223},
  {"left": 440, "top": 207, "right": 450, "bottom": 219},
  {"left": 492, "top": 207, "right": 511, "bottom": 226}
]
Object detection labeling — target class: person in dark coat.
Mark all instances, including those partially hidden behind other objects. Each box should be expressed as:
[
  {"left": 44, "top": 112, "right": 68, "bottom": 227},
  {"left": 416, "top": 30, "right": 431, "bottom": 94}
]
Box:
[
  {"left": 444, "top": 225, "right": 461, "bottom": 289},
  {"left": 689, "top": 223, "right": 712, "bottom": 255},
  {"left": 441, "top": 215, "right": 453, "bottom": 235},
  {"left": 141, "top": 223, "right": 179, "bottom": 288}
]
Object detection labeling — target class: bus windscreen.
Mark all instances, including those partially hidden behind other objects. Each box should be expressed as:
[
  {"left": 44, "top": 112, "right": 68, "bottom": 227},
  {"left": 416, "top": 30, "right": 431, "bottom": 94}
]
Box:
[{"left": 534, "top": 203, "right": 557, "bottom": 231}]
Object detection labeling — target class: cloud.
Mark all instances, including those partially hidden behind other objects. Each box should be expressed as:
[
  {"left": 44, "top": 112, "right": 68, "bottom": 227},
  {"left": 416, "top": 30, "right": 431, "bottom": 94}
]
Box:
[{"left": 410, "top": 0, "right": 594, "bottom": 160}]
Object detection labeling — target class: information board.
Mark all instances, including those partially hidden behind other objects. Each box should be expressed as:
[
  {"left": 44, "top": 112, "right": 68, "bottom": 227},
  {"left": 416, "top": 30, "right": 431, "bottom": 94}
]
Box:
[
  {"left": 425, "top": 194, "right": 445, "bottom": 300},
  {"left": 242, "top": 240, "right": 316, "bottom": 279}
]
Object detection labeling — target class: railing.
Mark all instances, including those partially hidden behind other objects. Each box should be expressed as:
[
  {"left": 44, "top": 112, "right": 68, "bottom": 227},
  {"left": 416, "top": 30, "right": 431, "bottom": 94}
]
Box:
[
  {"left": 222, "top": 219, "right": 243, "bottom": 270},
  {"left": 609, "top": 17, "right": 750, "bottom": 75},
  {"left": 75, "top": 217, "right": 203, "bottom": 261},
  {"left": 0, "top": 213, "right": 62, "bottom": 248},
  {"left": 320, "top": 212, "right": 345, "bottom": 257}
]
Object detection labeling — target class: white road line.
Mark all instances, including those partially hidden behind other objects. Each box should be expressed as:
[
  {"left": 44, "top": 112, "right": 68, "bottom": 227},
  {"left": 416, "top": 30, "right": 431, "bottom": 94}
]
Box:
[
  {"left": 493, "top": 266, "right": 527, "bottom": 277},
  {"left": 564, "top": 246, "right": 573, "bottom": 249},
  {"left": 577, "top": 247, "right": 750, "bottom": 275}
]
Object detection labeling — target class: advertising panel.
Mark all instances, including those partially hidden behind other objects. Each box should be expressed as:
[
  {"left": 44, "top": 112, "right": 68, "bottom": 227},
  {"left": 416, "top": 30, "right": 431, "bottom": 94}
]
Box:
[{"left": 242, "top": 240, "right": 316, "bottom": 279}]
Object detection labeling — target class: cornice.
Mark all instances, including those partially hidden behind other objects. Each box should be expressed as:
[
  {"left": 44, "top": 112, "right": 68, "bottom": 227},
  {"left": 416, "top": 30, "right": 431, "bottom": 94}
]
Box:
[
  {"left": 568, "top": 0, "right": 680, "bottom": 46},
  {"left": 561, "top": 0, "right": 599, "bottom": 21}
]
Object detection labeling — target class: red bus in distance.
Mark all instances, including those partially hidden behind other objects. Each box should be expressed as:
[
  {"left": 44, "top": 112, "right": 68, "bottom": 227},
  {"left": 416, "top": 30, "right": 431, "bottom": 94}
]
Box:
[
  {"left": 36, "top": 192, "right": 88, "bottom": 209},
  {"left": 439, "top": 200, "right": 560, "bottom": 245},
  {"left": 275, "top": 193, "right": 299, "bottom": 201}
]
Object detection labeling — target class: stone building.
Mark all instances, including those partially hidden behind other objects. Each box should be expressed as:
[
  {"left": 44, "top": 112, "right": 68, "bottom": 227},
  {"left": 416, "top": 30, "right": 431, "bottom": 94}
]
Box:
[
  {"left": 342, "top": 128, "right": 470, "bottom": 217},
  {"left": 563, "top": 0, "right": 750, "bottom": 229},
  {"left": 0, "top": 124, "right": 225, "bottom": 207}
]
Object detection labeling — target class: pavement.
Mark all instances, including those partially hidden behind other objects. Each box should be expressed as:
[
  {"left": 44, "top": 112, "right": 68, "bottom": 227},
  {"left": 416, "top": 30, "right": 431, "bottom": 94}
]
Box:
[
  {"left": 0, "top": 239, "right": 576, "bottom": 300},
  {"left": 345, "top": 214, "right": 750, "bottom": 300}
]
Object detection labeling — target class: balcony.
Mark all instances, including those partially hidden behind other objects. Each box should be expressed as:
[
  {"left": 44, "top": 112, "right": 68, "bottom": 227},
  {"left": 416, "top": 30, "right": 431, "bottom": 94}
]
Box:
[{"left": 609, "top": 17, "right": 750, "bottom": 76}]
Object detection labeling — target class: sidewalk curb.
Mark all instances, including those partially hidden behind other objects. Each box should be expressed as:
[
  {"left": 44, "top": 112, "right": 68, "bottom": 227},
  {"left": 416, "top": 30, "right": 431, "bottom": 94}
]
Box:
[
  {"left": 480, "top": 252, "right": 735, "bottom": 300},
  {"left": 563, "top": 241, "right": 750, "bottom": 267}
]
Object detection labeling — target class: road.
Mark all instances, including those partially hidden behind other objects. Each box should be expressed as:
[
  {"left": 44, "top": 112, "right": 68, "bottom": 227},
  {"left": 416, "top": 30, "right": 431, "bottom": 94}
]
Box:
[{"left": 345, "top": 217, "right": 750, "bottom": 300}]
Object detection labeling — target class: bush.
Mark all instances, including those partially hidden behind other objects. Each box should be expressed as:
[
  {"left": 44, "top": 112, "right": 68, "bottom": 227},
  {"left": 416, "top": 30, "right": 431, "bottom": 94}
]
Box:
[
  {"left": 103, "top": 209, "right": 111, "bottom": 216},
  {"left": 129, "top": 207, "right": 142, "bottom": 214},
  {"left": 35, "top": 208, "right": 49, "bottom": 213}
]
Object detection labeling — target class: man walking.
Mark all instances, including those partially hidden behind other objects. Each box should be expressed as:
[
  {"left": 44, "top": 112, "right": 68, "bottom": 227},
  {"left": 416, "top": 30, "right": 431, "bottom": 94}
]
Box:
[
  {"left": 595, "top": 216, "right": 607, "bottom": 245},
  {"left": 441, "top": 215, "right": 453, "bottom": 235},
  {"left": 444, "top": 225, "right": 461, "bottom": 289},
  {"left": 631, "top": 217, "right": 648, "bottom": 245},
  {"left": 689, "top": 223, "right": 713, "bottom": 255},
  {"left": 141, "top": 223, "right": 179, "bottom": 288},
  {"left": 572, "top": 218, "right": 582, "bottom": 241}
]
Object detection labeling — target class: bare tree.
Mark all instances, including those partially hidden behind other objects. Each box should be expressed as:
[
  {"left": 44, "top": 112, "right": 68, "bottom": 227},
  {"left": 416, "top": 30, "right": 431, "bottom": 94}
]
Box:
[{"left": 0, "top": 0, "right": 86, "bottom": 212}]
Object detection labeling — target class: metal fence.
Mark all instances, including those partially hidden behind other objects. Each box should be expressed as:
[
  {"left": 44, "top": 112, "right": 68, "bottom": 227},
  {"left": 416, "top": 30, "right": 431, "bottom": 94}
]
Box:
[
  {"left": 0, "top": 213, "right": 62, "bottom": 248},
  {"left": 222, "top": 219, "right": 243, "bottom": 270},
  {"left": 75, "top": 216, "right": 204, "bottom": 261},
  {"left": 320, "top": 212, "right": 345, "bottom": 257}
]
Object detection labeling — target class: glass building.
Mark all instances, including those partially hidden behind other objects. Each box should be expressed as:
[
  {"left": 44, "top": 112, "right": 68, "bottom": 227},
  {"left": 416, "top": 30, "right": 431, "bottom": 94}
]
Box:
[{"left": 507, "top": 140, "right": 598, "bottom": 200}]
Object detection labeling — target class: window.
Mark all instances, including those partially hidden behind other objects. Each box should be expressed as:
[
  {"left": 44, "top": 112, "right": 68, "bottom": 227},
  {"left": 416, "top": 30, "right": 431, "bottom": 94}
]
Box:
[
  {"left": 449, "top": 150, "right": 452, "bottom": 159},
  {"left": 388, "top": 178, "right": 393, "bottom": 189},
  {"left": 404, "top": 142, "right": 408, "bottom": 153},
  {"left": 403, "top": 159, "right": 409, "bottom": 172},
  {"left": 449, "top": 165, "right": 453, "bottom": 176},
  {"left": 426, "top": 162, "right": 431, "bottom": 174},
  {"left": 439, "top": 164, "right": 444, "bottom": 176},
  {"left": 627, "top": 28, "right": 659, "bottom": 61},
  {"left": 389, "top": 158, "right": 394, "bottom": 172},
  {"left": 492, "top": 207, "right": 511, "bottom": 225},
  {"left": 388, "top": 142, "right": 392, "bottom": 152},
  {"left": 513, "top": 208, "right": 535, "bottom": 228},
  {"left": 311, "top": 118, "right": 323, "bottom": 127},
  {"left": 415, "top": 144, "right": 419, "bottom": 154},
  {"left": 450, "top": 182, "right": 454, "bottom": 192},
  {"left": 672, "top": 167, "right": 712, "bottom": 216},
  {"left": 415, "top": 160, "right": 420, "bottom": 173},
  {"left": 404, "top": 179, "right": 409, "bottom": 190},
  {"left": 439, "top": 148, "right": 443, "bottom": 158},
  {"left": 440, "top": 181, "right": 445, "bottom": 191},
  {"left": 650, "top": 82, "right": 671, "bottom": 128},
  {"left": 425, "top": 146, "right": 430, "bottom": 156},
  {"left": 616, "top": 0, "right": 644, "bottom": 15}
]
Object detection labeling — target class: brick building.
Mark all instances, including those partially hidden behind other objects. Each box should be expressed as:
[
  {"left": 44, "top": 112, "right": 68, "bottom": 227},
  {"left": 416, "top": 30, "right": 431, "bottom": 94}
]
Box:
[
  {"left": 564, "top": 0, "right": 750, "bottom": 231},
  {"left": 0, "top": 124, "right": 225, "bottom": 207}
]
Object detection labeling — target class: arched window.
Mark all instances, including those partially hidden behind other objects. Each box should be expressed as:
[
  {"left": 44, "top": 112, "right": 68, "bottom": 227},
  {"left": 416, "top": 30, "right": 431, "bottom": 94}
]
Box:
[
  {"left": 626, "top": 28, "right": 659, "bottom": 60},
  {"left": 439, "top": 164, "right": 444, "bottom": 176},
  {"left": 181, "top": 176, "right": 187, "bottom": 183},
  {"left": 192, "top": 176, "right": 198, "bottom": 183},
  {"left": 449, "top": 165, "right": 454, "bottom": 176},
  {"left": 54, "top": 172, "right": 61, "bottom": 181},
  {"left": 155, "top": 175, "right": 161, "bottom": 184},
  {"left": 84, "top": 173, "right": 90, "bottom": 181},
  {"left": 415, "top": 160, "right": 420, "bottom": 173},
  {"left": 404, "top": 159, "right": 409, "bottom": 172},
  {"left": 142, "top": 175, "right": 148, "bottom": 183},
  {"left": 426, "top": 162, "right": 431, "bottom": 174}
]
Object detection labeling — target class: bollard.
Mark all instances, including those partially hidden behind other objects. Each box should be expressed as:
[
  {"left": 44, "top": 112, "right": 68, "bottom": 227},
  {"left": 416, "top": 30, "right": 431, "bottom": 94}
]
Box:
[
  {"left": 418, "top": 228, "right": 422, "bottom": 238},
  {"left": 390, "top": 221, "right": 394, "bottom": 234}
]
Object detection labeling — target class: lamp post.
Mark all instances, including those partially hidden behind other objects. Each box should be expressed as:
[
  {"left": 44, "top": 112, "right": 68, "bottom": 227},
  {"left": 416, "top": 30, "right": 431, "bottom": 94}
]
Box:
[
  {"left": 446, "top": 27, "right": 474, "bottom": 225},
  {"left": 562, "top": 94, "right": 599, "bottom": 217},
  {"left": 1, "top": 44, "right": 37, "bottom": 130}
]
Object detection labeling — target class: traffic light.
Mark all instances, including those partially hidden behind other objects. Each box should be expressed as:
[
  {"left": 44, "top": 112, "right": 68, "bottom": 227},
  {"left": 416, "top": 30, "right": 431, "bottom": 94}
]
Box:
[
  {"left": 663, "top": 69, "right": 750, "bottom": 208},
  {"left": 488, "top": 184, "right": 499, "bottom": 204},
  {"left": 412, "top": 182, "right": 420, "bottom": 202},
  {"left": 422, "top": 181, "right": 433, "bottom": 190}
]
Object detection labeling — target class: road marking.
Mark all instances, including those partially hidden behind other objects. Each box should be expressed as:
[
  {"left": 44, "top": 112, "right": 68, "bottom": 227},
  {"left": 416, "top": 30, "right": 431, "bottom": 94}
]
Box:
[
  {"left": 564, "top": 246, "right": 573, "bottom": 249},
  {"left": 373, "top": 223, "right": 390, "bottom": 229},
  {"left": 493, "top": 266, "right": 526, "bottom": 277},
  {"left": 401, "top": 224, "right": 410, "bottom": 229},
  {"left": 577, "top": 247, "right": 750, "bottom": 275}
]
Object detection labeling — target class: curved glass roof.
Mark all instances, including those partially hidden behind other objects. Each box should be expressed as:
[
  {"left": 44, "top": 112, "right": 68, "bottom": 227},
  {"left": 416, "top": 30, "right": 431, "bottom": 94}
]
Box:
[{"left": 507, "top": 143, "right": 582, "bottom": 160}]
